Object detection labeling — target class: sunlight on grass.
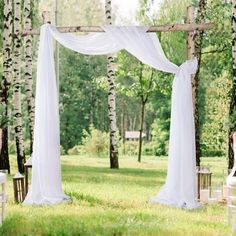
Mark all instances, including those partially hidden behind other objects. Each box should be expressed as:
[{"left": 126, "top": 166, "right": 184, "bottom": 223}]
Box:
[{"left": 0, "top": 155, "right": 233, "bottom": 235}]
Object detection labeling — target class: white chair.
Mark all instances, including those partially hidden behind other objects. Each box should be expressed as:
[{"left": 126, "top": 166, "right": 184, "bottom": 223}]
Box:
[{"left": 0, "top": 173, "right": 7, "bottom": 225}]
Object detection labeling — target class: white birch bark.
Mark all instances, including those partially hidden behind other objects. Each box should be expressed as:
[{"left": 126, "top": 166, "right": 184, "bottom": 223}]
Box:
[
  {"left": 13, "top": 0, "right": 25, "bottom": 173},
  {"left": 105, "top": 0, "right": 119, "bottom": 168},
  {"left": 24, "top": 0, "right": 35, "bottom": 154},
  {"left": 0, "top": 0, "right": 13, "bottom": 172},
  {"left": 2, "top": 0, "right": 12, "bottom": 90}
]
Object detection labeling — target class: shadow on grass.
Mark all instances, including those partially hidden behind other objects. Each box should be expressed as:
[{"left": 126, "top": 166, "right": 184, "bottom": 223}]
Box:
[
  {"left": 62, "top": 164, "right": 167, "bottom": 187},
  {"left": 62, "top": 164, "right": 166, "bottom": 178}
]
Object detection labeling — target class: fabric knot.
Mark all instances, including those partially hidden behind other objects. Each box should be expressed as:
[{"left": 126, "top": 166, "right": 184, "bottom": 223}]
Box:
[{"left": 177, "top": 57, "right": 198, "bottom": 79}]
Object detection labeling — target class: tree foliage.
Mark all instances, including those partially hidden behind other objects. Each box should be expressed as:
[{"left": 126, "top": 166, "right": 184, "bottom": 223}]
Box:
[{"left": 1, "top": 0, "right": 234, "bottom": 160}]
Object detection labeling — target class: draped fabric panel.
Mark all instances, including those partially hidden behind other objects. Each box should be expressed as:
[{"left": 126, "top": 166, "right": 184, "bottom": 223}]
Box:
[{"left": 24, "top": 24, "right": 200, "bottom": 209}]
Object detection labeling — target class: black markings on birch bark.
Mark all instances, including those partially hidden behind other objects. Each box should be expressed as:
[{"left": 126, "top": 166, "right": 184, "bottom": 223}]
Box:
[
  {"left": 24, "top": 0, "right": 35, "bottom": 154},
  {"left": 13, "top": 0, "right": 25, "bottom": 173},
  {"left": 105, "top": 0, "right": 119, "bottom": 168},
  {"left": 0, "top": 0, "right": 12, "bottom": 173}
]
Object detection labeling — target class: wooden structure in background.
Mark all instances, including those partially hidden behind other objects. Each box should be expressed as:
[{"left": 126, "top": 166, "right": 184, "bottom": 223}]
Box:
[{"left": 19, "top": 7, "right": 214, "bottom": 168}]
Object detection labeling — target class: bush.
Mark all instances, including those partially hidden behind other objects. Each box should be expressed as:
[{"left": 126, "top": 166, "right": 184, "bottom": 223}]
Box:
[
  {"left": 120, "top": 141, "right": 139, "bottom": 156},
  {"left": 9, "top": 140, "right": 66, "bottom": 156},
  {"left": 60, "top": 145, "right": 66, "bottom": 155},
  {"left": 120, "top": 140, "right": 169, "bottom": 157},
  {"left": 67, "top": 145, "right": 83, "bottom": 155},
  {"left": 8, "top": 140, "right": 16, "bottom": 154},
  {"left": 142, "top": 141, "right": 157, "bottom": 156},
  {"left": 151, "top": 119, "right": 169, "bottom": 156},
  {"left": 78, "top": 125, "right": 109, "bottom": 157},
  {"left": 8, "top": 140, "right": 31, "bottom": 155},
  {"left": 121, "top": 141, "right": 168, "bottom": 156}
]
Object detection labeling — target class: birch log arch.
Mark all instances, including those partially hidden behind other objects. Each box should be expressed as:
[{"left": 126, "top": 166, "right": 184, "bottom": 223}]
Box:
[{"left": 18, "top": 8, "right": 214, "bottom": 207}]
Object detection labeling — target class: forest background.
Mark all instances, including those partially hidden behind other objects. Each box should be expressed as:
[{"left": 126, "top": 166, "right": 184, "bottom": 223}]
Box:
[{"left": 0, "top": 0, "right": 232, "bottom": 163}]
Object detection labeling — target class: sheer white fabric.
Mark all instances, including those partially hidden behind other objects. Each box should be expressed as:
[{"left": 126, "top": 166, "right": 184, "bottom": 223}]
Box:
[
  {"left": 149, "top": 60, "right": 201, "bottom": 209},
  {"left": 24, "top": 24, "right": 200, "bottom": 208}
]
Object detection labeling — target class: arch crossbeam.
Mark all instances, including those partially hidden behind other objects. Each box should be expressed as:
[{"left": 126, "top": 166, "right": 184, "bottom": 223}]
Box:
[{"left": 22, "top": 22, "right": 214, "bottom": 36}]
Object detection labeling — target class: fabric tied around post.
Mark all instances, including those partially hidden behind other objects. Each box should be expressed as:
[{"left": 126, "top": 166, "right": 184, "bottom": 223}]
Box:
[
  {"left": 149, "top": 57, "right": 201, "bottom": 209},
  {"left": 24, "top": 24, "right": 200, "bottom": 209}
]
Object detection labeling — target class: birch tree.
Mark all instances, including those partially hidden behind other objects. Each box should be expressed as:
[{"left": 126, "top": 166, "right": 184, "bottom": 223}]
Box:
[
  {"left": 105, "top": 0, "right": 119, "bottom": 169},
  {"left": 13, "top": 0, "right": 25, "bottom": 173},
  {"left": 24, "top": 0, "right": 35, "bottom": 154},
  {"left": 0, "top": 0, "right": 12, "bottom": 173},
  {"left": 229, "top": 0, "right": 236, "bottom": 169}
]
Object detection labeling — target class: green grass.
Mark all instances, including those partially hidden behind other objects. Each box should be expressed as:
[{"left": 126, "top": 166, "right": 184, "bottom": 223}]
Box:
[{"left": 0, "top": 155, "right": 233, "bottom": 236}]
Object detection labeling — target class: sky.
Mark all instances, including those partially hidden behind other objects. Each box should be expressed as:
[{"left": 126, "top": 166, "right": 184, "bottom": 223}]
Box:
[{"left": 100, "top": 0, "right": 162, "bottom": 24}]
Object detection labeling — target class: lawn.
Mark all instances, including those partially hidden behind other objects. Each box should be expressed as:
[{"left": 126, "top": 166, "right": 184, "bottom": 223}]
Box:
[{"left": 0, "top": 155, "right": 232, "bottom": 236}]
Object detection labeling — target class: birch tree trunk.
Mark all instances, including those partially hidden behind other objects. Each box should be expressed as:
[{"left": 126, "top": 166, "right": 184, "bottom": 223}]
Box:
[
  {"left": 13, "top": 0, "right": 25, "bottom": 173},
  {"left": 137, "top": 68, "right": 154, "bottom": 162},
  {"left": 138, "top": 100, "right": 145, "bottom": 162},
  {"left": 229, "top": 0, "right": 236, "bottom": 169},
  {"left": 24, "top": 0, "right": 35, "bottom": 154},
  {"left": 105, "top": 0, "right": 119, "bottom": 169},
  {"left": 194, "top": 0, "right": 207, "bottom": 167},
  {"left": 0, "top": 0, "right": 12, "bottom": 173}
]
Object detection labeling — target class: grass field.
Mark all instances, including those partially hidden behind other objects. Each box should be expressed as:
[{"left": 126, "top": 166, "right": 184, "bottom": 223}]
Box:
[{"left": 0, "top": 155, "right": 233, "bottom": 236}]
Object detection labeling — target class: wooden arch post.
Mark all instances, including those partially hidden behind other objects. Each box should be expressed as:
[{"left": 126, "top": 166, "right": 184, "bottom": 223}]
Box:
[
  {"left": 187, "top": 6, "right": 196, "bottom": 60},
  {"left": 42, "top": 11, "right": 51, "bottom": 24},
  {"left": 186, "top": 6, "right": 200, "bottom": 167}
]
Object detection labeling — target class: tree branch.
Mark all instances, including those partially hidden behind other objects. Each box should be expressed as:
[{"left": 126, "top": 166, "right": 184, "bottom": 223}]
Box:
[{"left": 201, "top": 47, "right": 230, "bottom": 55}]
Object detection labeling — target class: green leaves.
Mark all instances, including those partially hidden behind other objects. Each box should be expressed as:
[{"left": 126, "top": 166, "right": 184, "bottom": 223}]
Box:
[{"left": 229, "top": 108, "right": 236, "bottom": 131}]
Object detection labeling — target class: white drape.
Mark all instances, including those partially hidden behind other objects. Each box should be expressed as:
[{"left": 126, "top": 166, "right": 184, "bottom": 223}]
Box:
[{"left": 24, "top": 24, "right": 200, "bottom": 209}]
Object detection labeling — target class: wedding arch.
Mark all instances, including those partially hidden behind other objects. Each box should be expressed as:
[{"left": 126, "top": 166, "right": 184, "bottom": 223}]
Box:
[{"left": 21, "top": 10, "right": 213, "bottom": 209}]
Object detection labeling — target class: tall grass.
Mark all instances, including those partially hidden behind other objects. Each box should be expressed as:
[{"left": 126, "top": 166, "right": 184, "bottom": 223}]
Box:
[{"left": 0, "top": 155, "right": 232, "bottom": 236}]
